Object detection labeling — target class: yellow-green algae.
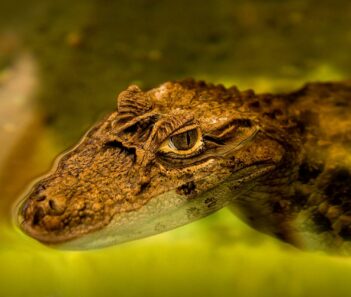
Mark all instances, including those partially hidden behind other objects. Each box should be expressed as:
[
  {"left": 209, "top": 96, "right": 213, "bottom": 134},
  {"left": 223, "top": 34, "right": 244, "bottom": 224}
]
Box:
[{"left": 1, "top": 0, "right": 351, "bottom": 296}]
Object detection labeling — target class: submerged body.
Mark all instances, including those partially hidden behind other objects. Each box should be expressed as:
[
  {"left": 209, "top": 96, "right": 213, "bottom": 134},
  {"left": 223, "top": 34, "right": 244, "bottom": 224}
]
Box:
[{"left": 17, "top": 79, "right": 351, "bottom": 252}]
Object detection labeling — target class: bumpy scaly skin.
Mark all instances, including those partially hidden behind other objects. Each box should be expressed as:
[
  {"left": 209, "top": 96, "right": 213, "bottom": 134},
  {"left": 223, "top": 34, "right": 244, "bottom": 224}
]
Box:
[{"left": 17, "top": 79, "right": 351, "bottom": 252}]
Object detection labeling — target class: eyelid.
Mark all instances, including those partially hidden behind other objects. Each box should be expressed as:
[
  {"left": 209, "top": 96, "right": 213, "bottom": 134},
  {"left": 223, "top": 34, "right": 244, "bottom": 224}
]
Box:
[{"left": 170, "top": 124, "right": 199, "bottom": 137}]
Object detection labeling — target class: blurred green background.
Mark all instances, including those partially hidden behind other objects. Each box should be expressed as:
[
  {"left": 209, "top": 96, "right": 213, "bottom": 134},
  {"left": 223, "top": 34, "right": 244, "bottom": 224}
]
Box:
[{"left": 0, "top": 0, "right": 351, "bottom": 296}]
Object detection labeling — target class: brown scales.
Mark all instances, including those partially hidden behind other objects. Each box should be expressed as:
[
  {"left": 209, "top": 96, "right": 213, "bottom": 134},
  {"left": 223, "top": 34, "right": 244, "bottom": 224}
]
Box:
[{"left": 17, "top": 79, "right": 351, "bottom": 253}]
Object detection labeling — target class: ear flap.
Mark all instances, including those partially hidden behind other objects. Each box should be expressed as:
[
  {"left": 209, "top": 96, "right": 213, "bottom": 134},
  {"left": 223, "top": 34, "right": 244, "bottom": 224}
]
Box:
[{"left": 117, "top": 85, "right": 153, "bottom": 116}]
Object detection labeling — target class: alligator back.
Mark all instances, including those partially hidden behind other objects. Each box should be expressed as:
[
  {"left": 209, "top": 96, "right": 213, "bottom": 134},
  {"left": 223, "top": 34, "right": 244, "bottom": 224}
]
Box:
[{"left": 283, "top": 82, "right": 351, "bottom": 251}]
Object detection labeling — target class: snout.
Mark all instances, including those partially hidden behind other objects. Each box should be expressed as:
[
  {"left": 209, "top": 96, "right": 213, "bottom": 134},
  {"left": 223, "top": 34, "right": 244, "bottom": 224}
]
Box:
[{"left": 18, "top": 189, "right": 68, "bottom": 242}]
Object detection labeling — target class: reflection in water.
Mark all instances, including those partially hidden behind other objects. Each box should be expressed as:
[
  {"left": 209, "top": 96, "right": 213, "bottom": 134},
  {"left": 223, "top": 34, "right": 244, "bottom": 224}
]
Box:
[
  {"left": 0, "top": 53, "right": 41, "bottom": 225},
  {"left": 0, "top": 53, "right": 37, "bottom": 170}
]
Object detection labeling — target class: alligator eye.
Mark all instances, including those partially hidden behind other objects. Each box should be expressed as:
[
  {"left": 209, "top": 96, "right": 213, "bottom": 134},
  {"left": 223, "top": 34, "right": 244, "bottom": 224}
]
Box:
[
  {"left": 159, "top": 127, "right": 204, "bottom": 156},
  {"left": 170, "top": 129, "right": 198, "bottom": 150}
]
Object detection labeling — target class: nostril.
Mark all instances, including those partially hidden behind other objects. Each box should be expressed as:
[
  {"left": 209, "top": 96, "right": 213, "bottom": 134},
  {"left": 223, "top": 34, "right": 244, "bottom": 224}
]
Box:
[
  {"left": 48, "top": 199, "right": 55, "bottom": 209},
  {"left": 36, "top": 195, "right": 46, "bottom": 202},
  {"left": 47, "top": 196, "right": 66, "bottom": 215},
  {"left": 32, "top": 207, "right": 45, "bottom": 225}
]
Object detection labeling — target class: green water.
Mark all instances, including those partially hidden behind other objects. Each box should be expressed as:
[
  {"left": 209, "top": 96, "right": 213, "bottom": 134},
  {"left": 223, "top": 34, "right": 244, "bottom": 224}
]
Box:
[{"left": 1, "top": 0, "right": 351, "bottom": 296}]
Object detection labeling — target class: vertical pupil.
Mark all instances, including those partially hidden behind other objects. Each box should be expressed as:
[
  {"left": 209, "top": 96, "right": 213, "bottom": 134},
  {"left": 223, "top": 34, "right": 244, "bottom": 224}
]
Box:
[
  {"left": 186, "top": 132, "right": 191, "bottom": 146},
  {"left": 170, "top": 129, "right": 198, "bottom": 150}
]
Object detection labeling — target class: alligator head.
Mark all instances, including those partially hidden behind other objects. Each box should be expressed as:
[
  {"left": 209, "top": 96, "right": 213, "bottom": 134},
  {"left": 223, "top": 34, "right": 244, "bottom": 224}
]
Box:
[{"left": 17, "top": 80, "right": 300, "bottom": 249}]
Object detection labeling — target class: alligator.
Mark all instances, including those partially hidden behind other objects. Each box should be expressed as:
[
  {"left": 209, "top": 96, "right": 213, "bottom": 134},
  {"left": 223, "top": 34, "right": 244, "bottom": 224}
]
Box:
[{"left": 16, "top": 79, "right": 351, "bottom": 252}]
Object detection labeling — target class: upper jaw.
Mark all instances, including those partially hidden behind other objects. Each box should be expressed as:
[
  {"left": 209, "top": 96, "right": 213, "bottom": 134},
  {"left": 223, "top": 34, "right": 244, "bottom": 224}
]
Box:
[{"left": 17, "top": 161, "right": 275, "bottom": 250}]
